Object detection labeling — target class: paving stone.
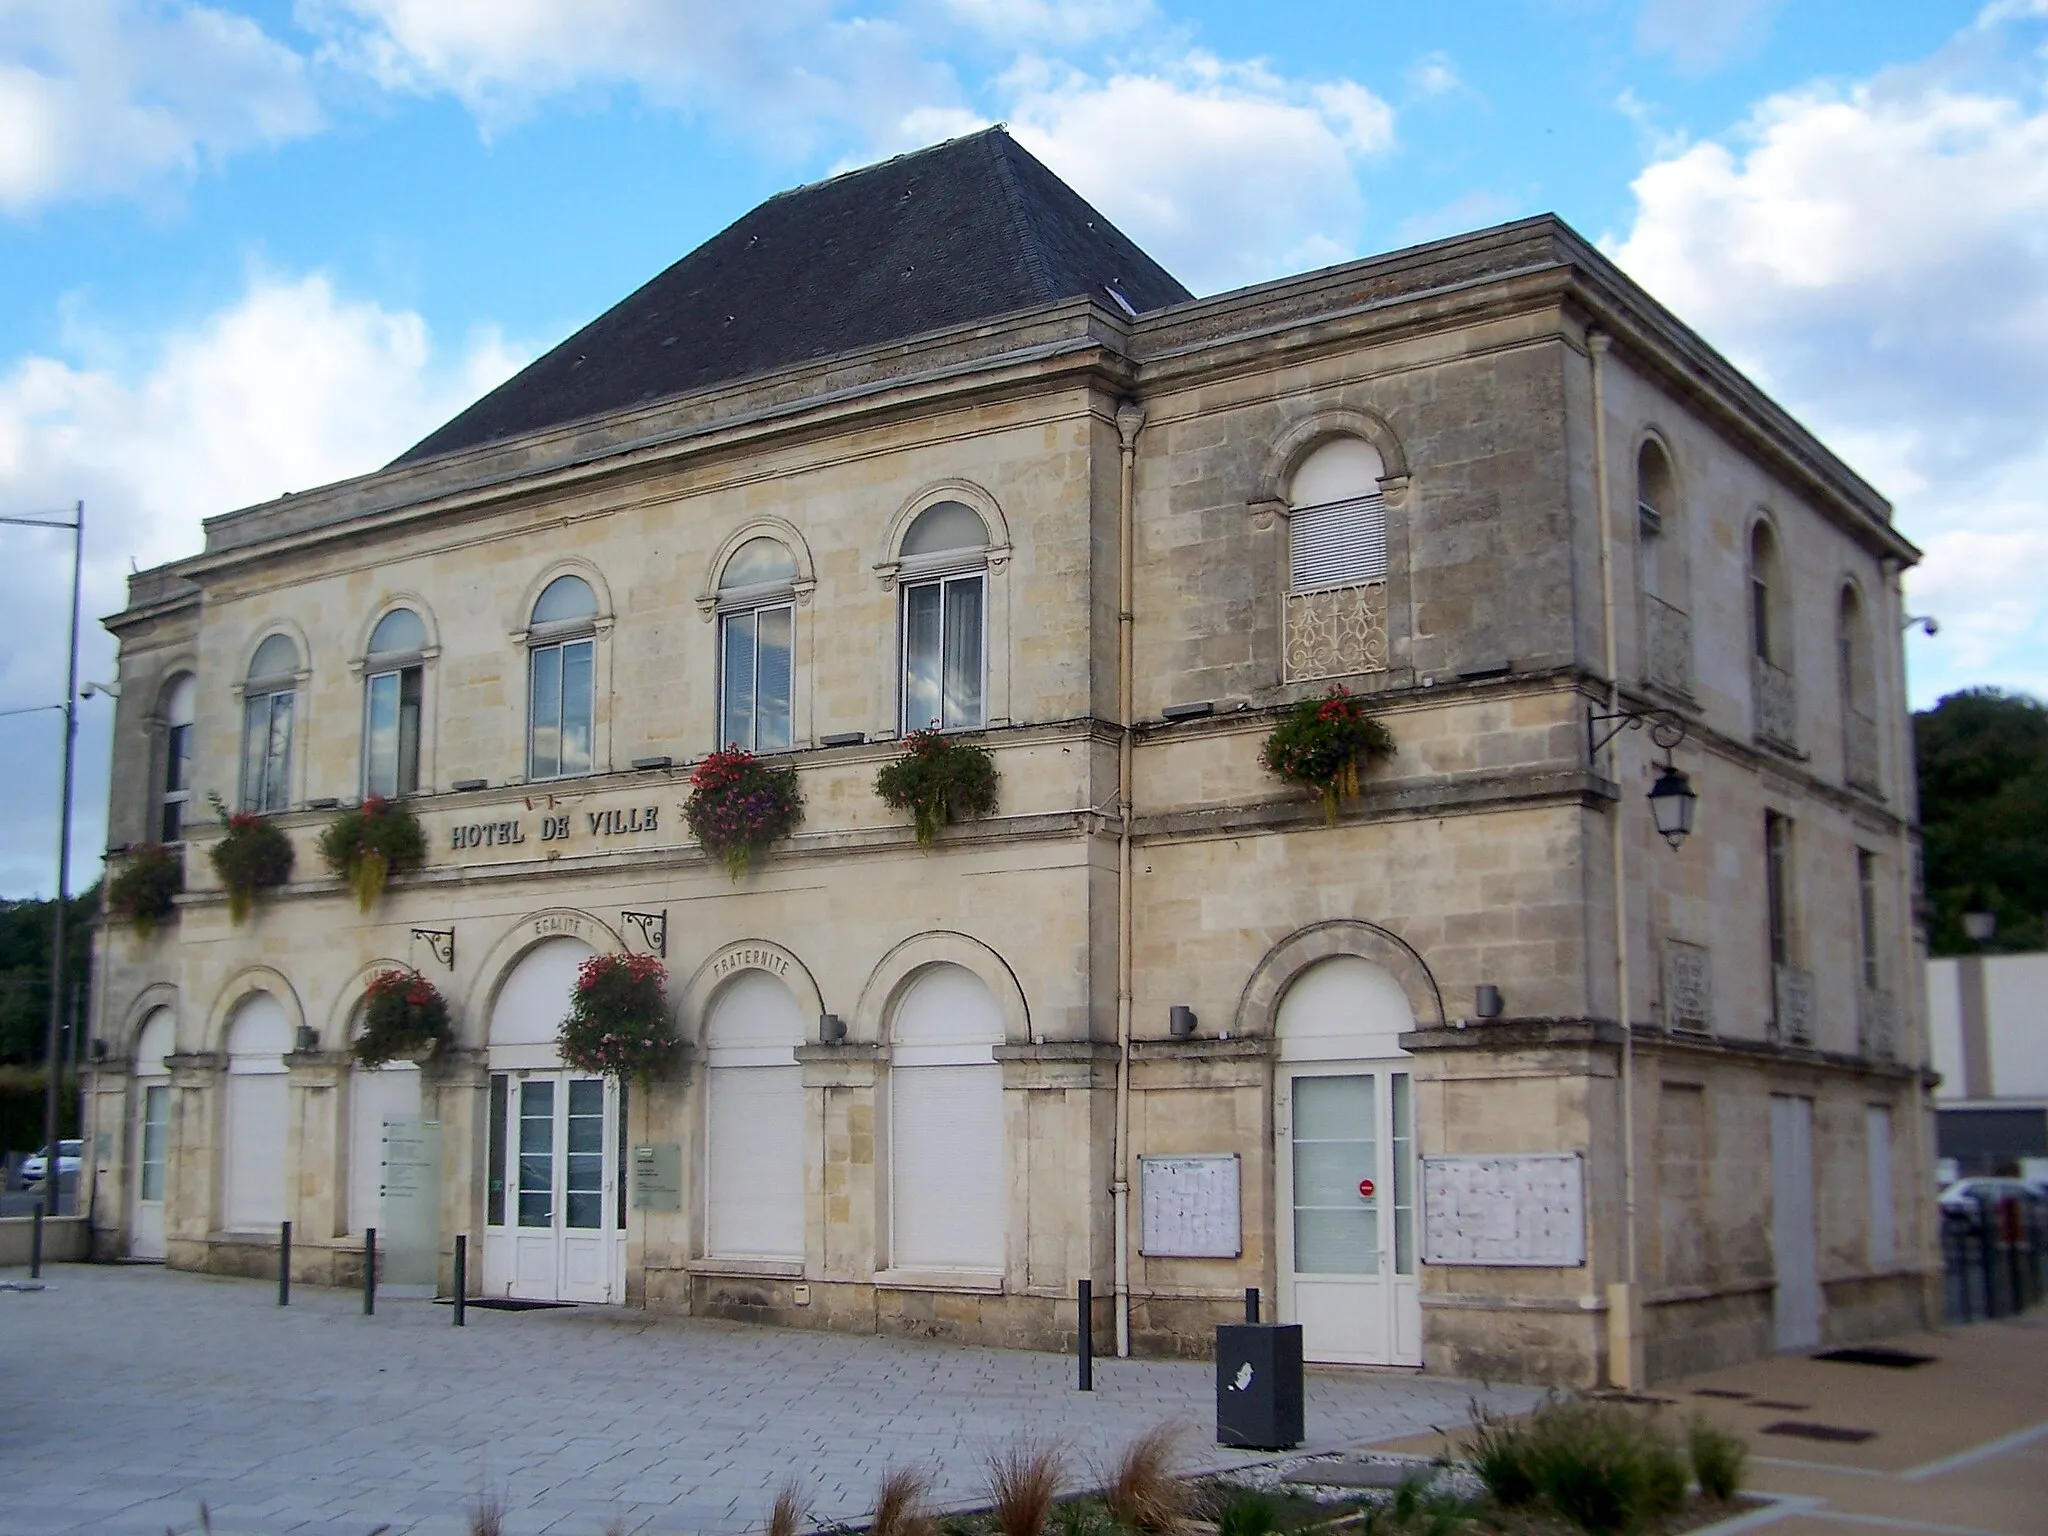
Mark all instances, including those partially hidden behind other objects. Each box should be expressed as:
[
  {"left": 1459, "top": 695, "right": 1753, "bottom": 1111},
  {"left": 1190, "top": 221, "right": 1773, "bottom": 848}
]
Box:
[{"left": 1, "top": 1264, "right": 1537, "bottom": 1535}]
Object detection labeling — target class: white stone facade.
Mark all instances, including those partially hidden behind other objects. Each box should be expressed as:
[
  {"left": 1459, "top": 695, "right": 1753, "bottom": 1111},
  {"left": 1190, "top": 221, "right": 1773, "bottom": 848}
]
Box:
[{"left": 84, "top": 215, "right": 1934, "bottom": 1386}]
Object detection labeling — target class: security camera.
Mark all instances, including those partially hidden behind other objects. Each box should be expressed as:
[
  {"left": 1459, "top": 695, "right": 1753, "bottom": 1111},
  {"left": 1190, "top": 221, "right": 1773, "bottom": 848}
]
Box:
[
  {"left": 1904, "top": 615, "right": 1939, "bottom": 638},
  {"left": 80, "top": 681, "right": 120, "bottom": 699}
]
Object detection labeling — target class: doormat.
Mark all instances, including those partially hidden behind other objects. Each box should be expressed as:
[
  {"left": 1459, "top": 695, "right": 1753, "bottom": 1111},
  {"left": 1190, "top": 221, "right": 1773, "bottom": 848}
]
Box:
[
  {"left": 433, "top": 1297, "right": 576, "bottom": 1312},
  {"left": 1750, "top": 1400, "right": 1810, "bottom": 1411},
  {"left": 1812, "top": 1345, "right": 1935, "bottom": 1368},
  {"left": 1761, "top": 1421, "right": 1875, "bottom": 1444},
  {"left": 1691, "top": 1388, "right": 1752, "bottom": 1400}
]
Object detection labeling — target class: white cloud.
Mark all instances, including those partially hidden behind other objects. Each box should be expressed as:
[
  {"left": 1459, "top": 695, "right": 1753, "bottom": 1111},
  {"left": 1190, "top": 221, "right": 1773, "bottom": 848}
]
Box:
[
  {"left": 0, "top": 0, "right": 319, "bottom": 214},
  {"left": 1406, "top": 51, "right": 1461, "bottom": 100},
  {"left": 1612, "top": 8, "right": 2048, "bottom": 706},
  {"left": 935, "top": 0, "right": 1153, "bottom": 45},
  {"left": 1636, "top": 0, "right": 1783, "bottom": 76},
  {"left": 0, "top": 272, "right": 523, "bottom": 893},
  {"left": 302, "top": 0, "right": 953, "bottom": 146},
  {"left": 997, "top": 54, "right": 1396, "bottom": 294}
]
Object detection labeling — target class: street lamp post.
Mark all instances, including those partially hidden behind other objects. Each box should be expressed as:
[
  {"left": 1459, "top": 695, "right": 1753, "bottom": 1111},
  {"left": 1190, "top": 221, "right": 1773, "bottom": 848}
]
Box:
[{"left": 1, "top": 502, "right": 84, "bottom": 1219}]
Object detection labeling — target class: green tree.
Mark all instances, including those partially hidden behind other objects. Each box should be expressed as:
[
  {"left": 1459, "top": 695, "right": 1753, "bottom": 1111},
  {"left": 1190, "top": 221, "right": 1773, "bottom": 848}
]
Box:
[
  {"left": 1916, "top": 688, "right": 2048, "bottom": 955},
  {"left": 0, "top": 889, "right": 97, "bottom": 1064}
]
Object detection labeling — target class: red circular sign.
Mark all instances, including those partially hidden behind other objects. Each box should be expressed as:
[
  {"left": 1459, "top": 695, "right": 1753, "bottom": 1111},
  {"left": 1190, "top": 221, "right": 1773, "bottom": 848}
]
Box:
[{"left": 1357, "top": 1178, "right": 1375, "bottom": 1199}]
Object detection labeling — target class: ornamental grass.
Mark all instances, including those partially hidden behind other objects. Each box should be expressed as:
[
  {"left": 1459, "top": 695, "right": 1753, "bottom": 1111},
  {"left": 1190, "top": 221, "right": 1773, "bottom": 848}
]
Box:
[
  {"left": 684, "top": 746, "right": 804, "bottom": 879},
  {"left": 1259, "top": 685, "right": 1396, "bottom": 823},
  {"left": 206, "top": 794, "right": 294, "bottom": 923},
  {"left": 104, "top": 842, "right": 184, "bottom": 937},
  {"left": 875, "top": 729, "right": 1000, "bottom": 847},
  {"left": 556, "top": 951, "right": 678, "bottom": 1081},
  {"left": 352, "top": 968, "right": 451, "bottom": 1068},
  {"left": 317, "top": 795, "right": 427, "bottom": 911}
]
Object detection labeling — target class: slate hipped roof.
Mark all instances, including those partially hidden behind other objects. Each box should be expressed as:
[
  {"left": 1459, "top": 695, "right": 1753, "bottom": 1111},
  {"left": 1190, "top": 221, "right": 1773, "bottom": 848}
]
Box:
[{"left": 395, "top": 129, "right": 1192, "bottom": 465}]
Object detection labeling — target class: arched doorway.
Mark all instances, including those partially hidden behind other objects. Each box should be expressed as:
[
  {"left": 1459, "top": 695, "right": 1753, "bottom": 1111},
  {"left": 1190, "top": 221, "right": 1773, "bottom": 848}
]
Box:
[
  {"left": 223, "top": 994, "right": 292, "bottom": 1232},
  {"left": 482, "top": 935, "right": 623, "bottom": 1303},
  {"left": 130, "top": 1008, "right": 174, "bottom": 1259},
  {"left": 1274, "top": 956, "right": 1420, "bottom": 1365},
  {"left": 887, "top": 964, "right": 1004, "bottom": 1274},
  {"left": 704, "top": 970, "right": 805, "bottom": 1261}
]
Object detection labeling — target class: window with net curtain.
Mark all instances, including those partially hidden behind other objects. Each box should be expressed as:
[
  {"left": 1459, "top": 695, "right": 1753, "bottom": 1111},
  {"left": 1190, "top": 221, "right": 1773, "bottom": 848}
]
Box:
[
  {"left": 717, "top": 538, "right": 797, "bottom": 752},
  {"left": 240, "top": 634, "right": 298, "bottom": 812},
  {"left": 898, "top": 501, "right": 988, "bottom": 732},
  {"left": 362, "top": 607, "right": 426, "bottom": 797},
  {"left": 527, "top": 575, "right": 597, "bottom": 780},
  {"left": 159, "top": 673, "right": 195, "bottom": 840}
]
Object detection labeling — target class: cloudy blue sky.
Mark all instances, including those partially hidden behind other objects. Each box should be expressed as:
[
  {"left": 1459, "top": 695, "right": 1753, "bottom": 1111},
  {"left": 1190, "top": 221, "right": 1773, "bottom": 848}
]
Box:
[{"left": 2, "top": 0, "right": 2044, "bottom": 895}]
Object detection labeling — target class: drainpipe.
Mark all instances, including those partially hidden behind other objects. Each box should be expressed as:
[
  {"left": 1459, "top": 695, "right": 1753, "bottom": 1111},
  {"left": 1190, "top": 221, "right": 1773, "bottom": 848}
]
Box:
[
  {"left": 1590, "top": 332, "right": 1642, "bottom": 1389},
  {"left": 1112, "top": 398, "right": 1146, "bottom": 1358}
]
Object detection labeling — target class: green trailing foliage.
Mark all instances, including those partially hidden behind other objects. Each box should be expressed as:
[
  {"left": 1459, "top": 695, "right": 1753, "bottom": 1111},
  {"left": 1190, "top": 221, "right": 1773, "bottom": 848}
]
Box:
[
  {"left": 317, "top": 795, "right": 427, "bottom": 911},
  {"left": 556, "top": 951, "right": 679, "bottom": 1081},
  {"left": 352, "top": 969, "right": 451, "bottom": 1068},
  {"left": 1259, "top": 686, "right": 1396, "bottom": 823},
  {"left": 875, "top": 730, "right": 1001, "bottom": 847},
  {"left": 685, "top": 747, "right": 805, "bottom": 879},
  {"left": 206, "top": 794, "right": 294, "bottom": 924},
  {"left": 104, "top": 843, "right": 184, "bottom": 937}
]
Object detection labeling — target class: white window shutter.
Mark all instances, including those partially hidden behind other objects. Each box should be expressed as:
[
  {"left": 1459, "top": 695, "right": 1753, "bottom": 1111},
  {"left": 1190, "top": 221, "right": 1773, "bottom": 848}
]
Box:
[
  {"left": 890, "top": 1063, "right": 1004, "bottom": 1269},
  {"left": 1290, "top": 495, "right": 1388, "bottom": 592},
  {"left": 225, "top": 1073, "right": 288, "bottom": 1230},
  {"left": 707, "top": 1064, "right": 805, "bottom": 1258}
]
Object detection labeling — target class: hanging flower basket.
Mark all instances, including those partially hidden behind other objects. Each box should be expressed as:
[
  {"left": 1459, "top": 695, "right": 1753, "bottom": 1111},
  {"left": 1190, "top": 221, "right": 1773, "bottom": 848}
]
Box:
[
  {"left": 317, "top": 795, "right": 427, "bottom": 911},
  {"left": 684, "top": 747, "right": 804, "bottom": 879},
  {"left": 207, "top": 794, "right": 295, "bottom": 923},
  {"left": 874, "top": 730, "right": 1001, "bottom": 848},
  {"left": 1259, "top": 686, "right": 1396, "bottom": 823},
  {"left": 557, "top": 952, "right": 678, "bottom": 1081},
  {"left": 105, "top": 843, "right": 184, "bottom": 937},
  {"left": 353, "top": 969, "right": 452, "bottom": 1068}
]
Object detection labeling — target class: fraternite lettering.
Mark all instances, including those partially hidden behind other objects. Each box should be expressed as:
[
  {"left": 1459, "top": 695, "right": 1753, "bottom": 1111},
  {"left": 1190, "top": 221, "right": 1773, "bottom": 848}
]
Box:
[{"left": 713, "top": 946, "right": 789, "bottom": 978}]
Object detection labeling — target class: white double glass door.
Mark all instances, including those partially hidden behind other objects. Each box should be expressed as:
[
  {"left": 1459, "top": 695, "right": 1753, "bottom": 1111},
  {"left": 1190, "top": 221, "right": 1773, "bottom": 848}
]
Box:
[
  {"left": 485, "top": 1071, "right": 622, "bottom": 1303},
  {"left": 131, "top": 1081, "right": 169, "bottom": 1260},
  {"left": 1276, "top": 1063, "right": 1421, "bottom": 1365}
]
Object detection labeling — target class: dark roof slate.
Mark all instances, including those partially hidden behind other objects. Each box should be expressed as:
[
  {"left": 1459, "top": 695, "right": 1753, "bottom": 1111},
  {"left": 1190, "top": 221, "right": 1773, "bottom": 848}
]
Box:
[{"left": 394, "top": 128, "right": 1191, "bottom": 465}]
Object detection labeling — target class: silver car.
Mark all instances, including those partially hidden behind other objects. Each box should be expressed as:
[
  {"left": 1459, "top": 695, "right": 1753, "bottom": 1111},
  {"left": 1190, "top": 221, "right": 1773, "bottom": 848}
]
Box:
[{"left": 19, "top": 1139, "right": 82, "bottom": 1187}]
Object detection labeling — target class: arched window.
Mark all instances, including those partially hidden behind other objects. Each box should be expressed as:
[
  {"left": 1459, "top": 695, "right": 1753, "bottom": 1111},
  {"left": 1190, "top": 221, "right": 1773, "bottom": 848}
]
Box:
[
  {"left": 527, "top": 576, "right": 597, "bottom": 780},
  {"left": 223, "top": 994, "right": 292, "bottom": 1231},
  {"left": 1749, "top": 522, "right": 1797, "bottom": 750},
  {"left": 363, "top": 608, "right": 427, "bottom": 798},
  {"left": 158, "top": 673, "right": 196, "bottom": 841},
  {"left": 240, "top": 635, "right": 299, "bottom": 812},
  {"left": 1285, "top": 438, "right": 1389, "bottom": 681},
  {"left": 703, "top": 970, "right": 805, "bottom": 1260},
  {"left": 887, "top": 964, "right": 1004, "bottom": 1272},
  {"left": 1839, "top": 584, "right": 1879, "bottom": 791},
  {"left": 716, "top": 538, "right": 797, "bottom": 752},
  {"left": 897, "top": 503, "right": 988, "bottom": 732},
  {"left": 1635, "top": 440, "right": 1691, "bottom": 694}
]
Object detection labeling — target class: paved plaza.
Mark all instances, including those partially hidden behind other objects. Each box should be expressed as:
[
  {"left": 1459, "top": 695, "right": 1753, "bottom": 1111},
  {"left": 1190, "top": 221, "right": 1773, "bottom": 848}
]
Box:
[{"left": 1, "top": 1264, "right": 1537, "bottom": 1536}]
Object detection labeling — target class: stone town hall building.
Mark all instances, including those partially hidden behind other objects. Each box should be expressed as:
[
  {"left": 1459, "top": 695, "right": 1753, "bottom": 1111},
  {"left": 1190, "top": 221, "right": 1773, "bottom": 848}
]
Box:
[{"left": 85, "top": 129, "right": 1931, "bottom": 1386}]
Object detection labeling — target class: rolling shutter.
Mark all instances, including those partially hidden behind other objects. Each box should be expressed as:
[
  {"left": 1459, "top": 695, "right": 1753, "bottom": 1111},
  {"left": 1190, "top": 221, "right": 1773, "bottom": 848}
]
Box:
[
  {"left": 705, "top": 971, "right": 805, "bottom": 1260},
  {"left": 1289, "top": 495, "right": 1387, "bottom": 592},
  {"left": 888, "top": 965, "right": 1005, "bottom": 1272},
  {"left": 225, "top": 1072, "right": 287, "bottom": 1230}
]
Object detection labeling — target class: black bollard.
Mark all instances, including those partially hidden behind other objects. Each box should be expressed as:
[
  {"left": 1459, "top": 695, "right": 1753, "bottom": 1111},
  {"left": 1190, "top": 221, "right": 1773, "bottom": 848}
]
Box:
[
  {"left": 1245, "top": 1286, "right": 1260, "bottom": 1324},
  {"left": 364, "top": 1227, "right": 376, "bottom": 1316},
  {"left": 30, "top": 1201, "right": 44, "bottom": 1280},
  {"left": 453, "top": 1235, "right": 467, "bottom": 1327},
  {"left": 278, "top": 1220, "right": 291, "bottom": 1306},
  {"left": 1078, "top": 1277, "right": 1093, "bottom": 1391}
]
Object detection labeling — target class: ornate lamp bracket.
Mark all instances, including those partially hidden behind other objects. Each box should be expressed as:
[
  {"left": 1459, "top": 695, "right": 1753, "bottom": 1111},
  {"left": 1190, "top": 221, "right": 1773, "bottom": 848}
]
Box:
[
  {"left": 410, "top": 926, "right": 456, "bottom": 970},
  {"left": 622, "top": 909, "right": 668, "bottom": 959},
  {"left": 1587, "top": 703, "right": 1688, "bottom": 761}
]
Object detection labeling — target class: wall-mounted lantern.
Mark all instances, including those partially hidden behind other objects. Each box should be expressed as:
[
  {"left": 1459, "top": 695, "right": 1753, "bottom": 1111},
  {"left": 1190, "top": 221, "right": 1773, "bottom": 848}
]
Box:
[
  {"left": 1588, "top": 703, "right": 1696, "bottom": 852},
  {"left": 1168, "top": 1005, "right": 1198, "bottom": 1040},
  {"left": 819, "top": 1013, "right": 847, "bottom": 1044},
  {"left": 1474, "top": 984, "right": 1504, "bottom": 1020}
]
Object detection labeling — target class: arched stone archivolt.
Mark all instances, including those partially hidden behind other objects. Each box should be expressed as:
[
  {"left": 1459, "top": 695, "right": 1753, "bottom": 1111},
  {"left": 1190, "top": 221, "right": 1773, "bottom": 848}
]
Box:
[
  {"left": 694, "top": 517, "right": 820, "bottom": 619},
  {"left": 116, "top": 982, "right": 181, "bottom": 1061},
  {"left": 853, "top": 930, "right": 1031, "bottom": 1048},
  {"left": 1252, "top": 406, "right": 1411, "bottom": 512},
  {"left": 203, "top": 966, "right": 308, "bottom": 1055},
  {"left": 870, "top": 478, "right": 1014, "bottom": 579},
  {"left": 677, "top": 939, "right": 826, "bottom": 1048},
  {"left": 322, "top": 958, "right": 414, "bottom": 1048},
  {"left": 1234, "top": 919, "right": 1447, "bottom": 1039},
  {"left": 465, "top": 909, "right": 628, "bottom": 1049}
]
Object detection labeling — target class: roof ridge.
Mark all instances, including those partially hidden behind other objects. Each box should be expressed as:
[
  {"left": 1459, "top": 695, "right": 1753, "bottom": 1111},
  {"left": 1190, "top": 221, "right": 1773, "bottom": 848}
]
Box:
[
  {"left": 983, "top": 131, "right": 1056, "bottom": 304},
  {"left": 759, "top": 124, "right": 1009, "bottom": 209}
]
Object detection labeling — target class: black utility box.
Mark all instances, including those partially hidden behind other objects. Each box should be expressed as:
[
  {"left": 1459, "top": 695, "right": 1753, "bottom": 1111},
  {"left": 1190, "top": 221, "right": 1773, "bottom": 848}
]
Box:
[{"left": 1215, "top": 1322, "right": 1304, "bottom": 1449}]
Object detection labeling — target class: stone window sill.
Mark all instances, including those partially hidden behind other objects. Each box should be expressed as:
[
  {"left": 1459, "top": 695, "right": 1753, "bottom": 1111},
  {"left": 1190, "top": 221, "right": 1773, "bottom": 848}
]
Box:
[
  {"left": 873, "top": 1267, "right": 1003, "bottom": 1295},
  {"left": 685, "top": 1257, "right": 804, "bottom": 1279}
]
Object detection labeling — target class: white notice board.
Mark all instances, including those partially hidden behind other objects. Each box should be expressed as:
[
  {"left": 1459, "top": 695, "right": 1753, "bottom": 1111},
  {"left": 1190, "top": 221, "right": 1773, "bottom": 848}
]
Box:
[
  {"left": 1421, "top": 1153, "right": 1585, "bottom": 1267},
  {"left": 1139, "top": 1154, "right": 1241, "bottom": 1258}
]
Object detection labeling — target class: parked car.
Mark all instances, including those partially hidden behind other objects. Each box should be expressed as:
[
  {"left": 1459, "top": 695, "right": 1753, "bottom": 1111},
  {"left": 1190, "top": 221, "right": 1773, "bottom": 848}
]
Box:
[
  {"left": 1939, "top": 1176, "right": 2046, "bottom": 1215},
  {"left": 19, "top": 1139, "right": 82, "bottom": 1187}
]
